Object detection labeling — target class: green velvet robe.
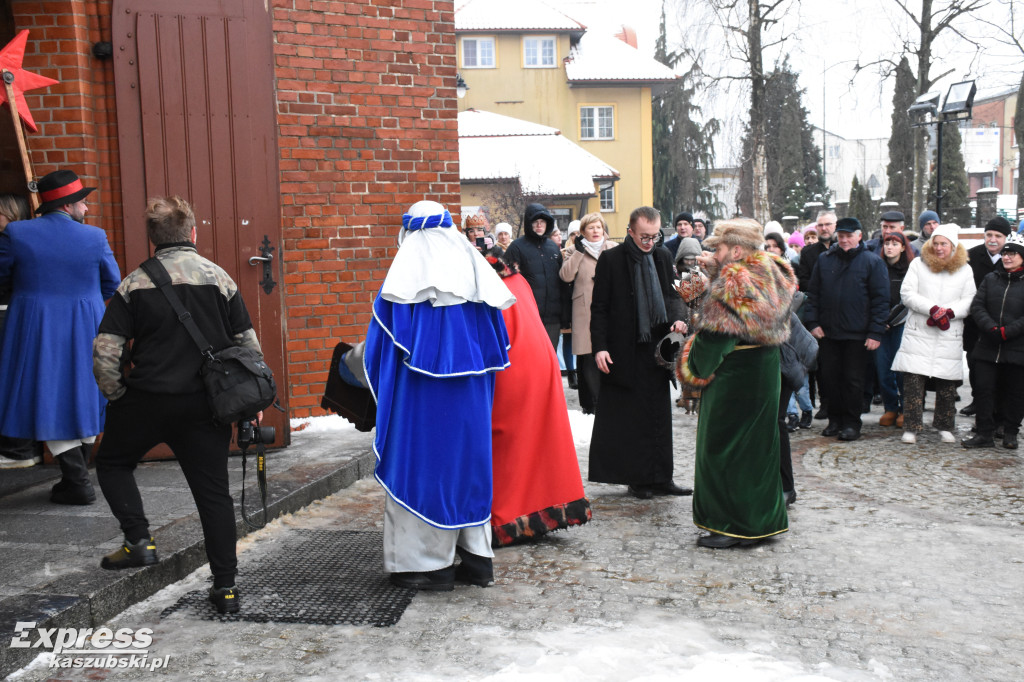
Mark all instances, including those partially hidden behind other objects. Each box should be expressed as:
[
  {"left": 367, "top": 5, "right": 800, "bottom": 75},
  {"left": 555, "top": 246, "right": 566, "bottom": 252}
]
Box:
[{"left": 687, "top": 332, "right": 788, "bottom": 539}]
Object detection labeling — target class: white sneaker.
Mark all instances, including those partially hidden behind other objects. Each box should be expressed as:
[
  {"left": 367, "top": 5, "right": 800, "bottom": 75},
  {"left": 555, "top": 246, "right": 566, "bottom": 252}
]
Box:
[
  {"left": 0, "top": 454, "right": 40, "bottom": 469},
  {"left": 901, "top": 431, "right": 916, "bottom": 444},
  {"left": 939, "top": 431, "right": 956, "bottom": 443}
]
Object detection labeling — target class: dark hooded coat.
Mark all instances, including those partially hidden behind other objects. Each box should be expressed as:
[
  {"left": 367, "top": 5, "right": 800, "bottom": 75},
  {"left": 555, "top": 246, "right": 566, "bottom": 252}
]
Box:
[{"left": 502, "top": 204, "right": 562, "bottom": 325}]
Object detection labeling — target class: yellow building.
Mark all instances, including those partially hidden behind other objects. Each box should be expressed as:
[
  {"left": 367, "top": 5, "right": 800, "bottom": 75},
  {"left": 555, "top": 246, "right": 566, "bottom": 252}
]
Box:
[{"left": 455, "top": 0, "right": 677, "bottom": 238}]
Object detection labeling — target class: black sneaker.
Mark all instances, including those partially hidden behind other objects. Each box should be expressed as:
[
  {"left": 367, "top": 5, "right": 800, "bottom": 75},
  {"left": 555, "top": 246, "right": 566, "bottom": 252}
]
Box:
[
  {"left": 100, "top": 537, "right": 158, "bottom": 570},
  {"left": 208, "top": 586, "right": 240, "bottom": 614},
  {"left": 961, "top": 434, "right": 994, "bottom": 449},
  {"left": 786, "top": 414, "right": 799, "bottom": 432},
  {"left": 798, "top": 410, "right": 813, "bottom": 429}
]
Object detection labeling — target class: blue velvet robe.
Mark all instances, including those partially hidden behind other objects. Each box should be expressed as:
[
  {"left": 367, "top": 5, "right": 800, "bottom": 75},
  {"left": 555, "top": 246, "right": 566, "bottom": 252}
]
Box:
[
  {"left": 0, "top": 212, "right": 121, "bottom": 440},
  {"left": 364, "top": 294, "right": 509, "bottom": 529}
]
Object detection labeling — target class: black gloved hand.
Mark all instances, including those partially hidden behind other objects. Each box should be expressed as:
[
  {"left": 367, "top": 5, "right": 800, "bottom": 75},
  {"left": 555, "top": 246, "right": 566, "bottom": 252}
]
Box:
[{"left": 574, "top": 234, "right": 585, "bottom": 251}]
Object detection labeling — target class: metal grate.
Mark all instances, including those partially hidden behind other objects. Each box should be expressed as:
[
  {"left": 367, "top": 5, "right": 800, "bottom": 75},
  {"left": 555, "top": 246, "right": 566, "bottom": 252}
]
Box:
[{"left": 161, "top": 529, "right": 415, "bottom": 626}]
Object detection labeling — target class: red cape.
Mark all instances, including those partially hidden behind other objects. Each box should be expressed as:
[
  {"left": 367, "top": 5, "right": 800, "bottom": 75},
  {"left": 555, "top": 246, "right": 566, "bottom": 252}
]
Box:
[{"left": 491, "top": 274, "right": 590, "bottom": 545}]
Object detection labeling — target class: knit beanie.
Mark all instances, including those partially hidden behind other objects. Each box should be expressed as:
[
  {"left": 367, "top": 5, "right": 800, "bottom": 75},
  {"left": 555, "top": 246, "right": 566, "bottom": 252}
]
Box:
[
  {"left": 930, "top": 223, "right": 960, "bottom": 248},
  {"left": 918, "top": 210, "right": 940, "bottom": 230}
]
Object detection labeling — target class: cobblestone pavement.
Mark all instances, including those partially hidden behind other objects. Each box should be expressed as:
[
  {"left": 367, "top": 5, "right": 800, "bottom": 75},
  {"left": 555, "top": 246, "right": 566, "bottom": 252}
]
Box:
[{"left": 12, "top": 390, "right": 1024, "bottom": 681}]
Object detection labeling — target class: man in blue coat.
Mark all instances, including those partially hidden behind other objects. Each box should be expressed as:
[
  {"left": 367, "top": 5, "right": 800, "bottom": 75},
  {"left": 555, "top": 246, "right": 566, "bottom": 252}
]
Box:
[
  {"left": 804, "top": 217, "right": 889, "bottom": 442},
  {"left": 0, "top": 169, "right": 121, "bottom": 504}
]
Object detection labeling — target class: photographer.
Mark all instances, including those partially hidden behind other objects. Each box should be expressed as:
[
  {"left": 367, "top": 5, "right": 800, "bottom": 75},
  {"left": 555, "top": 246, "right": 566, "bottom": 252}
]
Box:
[{"left": 92, "top": 196, "right": 264, "bottom": 614}]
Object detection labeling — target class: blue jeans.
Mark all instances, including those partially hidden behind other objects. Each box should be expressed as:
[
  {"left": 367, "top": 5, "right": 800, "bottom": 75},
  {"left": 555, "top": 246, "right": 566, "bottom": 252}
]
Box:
[
  {"left": 873, "top": 325, "right": 905, "bottom": 413},
  {"left": 787, "top": 376, "right": 812, "bottom": 414}
]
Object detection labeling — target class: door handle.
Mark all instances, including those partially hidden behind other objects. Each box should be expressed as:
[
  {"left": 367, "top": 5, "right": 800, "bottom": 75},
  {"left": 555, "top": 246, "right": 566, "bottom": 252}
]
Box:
[{"left": 248, "top": 235, "right": 277, "bottom": 294}]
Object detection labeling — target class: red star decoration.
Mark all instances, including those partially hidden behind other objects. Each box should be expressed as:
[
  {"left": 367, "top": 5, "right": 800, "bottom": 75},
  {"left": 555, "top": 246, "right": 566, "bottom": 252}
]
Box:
[{"left": 0, "top": 30, "right": 59, "bottom": 133}]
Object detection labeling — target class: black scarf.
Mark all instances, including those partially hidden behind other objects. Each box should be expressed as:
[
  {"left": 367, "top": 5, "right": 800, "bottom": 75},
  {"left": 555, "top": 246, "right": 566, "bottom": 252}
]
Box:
[{"left": 623, "top": 236, "right": 667, "bottom": 342}]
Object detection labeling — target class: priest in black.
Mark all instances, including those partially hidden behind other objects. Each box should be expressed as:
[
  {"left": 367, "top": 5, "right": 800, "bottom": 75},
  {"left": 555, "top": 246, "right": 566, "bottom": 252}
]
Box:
[{"left": 588, "top": 206, "right": 690, "bottom": 499}]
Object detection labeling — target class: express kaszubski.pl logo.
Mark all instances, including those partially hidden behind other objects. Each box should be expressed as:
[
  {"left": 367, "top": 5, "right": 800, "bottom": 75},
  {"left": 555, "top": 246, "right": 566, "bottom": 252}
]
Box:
[{"left": 10, "top": 622, "right": 170, "bottom": 671}]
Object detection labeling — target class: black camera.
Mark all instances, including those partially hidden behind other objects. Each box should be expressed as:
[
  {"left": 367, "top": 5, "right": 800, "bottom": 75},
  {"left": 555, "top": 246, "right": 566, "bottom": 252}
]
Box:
[{"left": 237, "top": 419, "right": 276, "bottom": 450}]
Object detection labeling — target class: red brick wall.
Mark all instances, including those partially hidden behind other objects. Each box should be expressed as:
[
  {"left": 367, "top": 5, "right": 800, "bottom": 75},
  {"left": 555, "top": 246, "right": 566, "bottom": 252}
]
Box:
[
  {"left": 6, "top": 0, "right": 460, "bottom": 418},
  {"left": 9, "top": 0, "right": 123, "bottom": 262},
  {"left": 272, "top": 0, "right": 460, "bottom": 415}
]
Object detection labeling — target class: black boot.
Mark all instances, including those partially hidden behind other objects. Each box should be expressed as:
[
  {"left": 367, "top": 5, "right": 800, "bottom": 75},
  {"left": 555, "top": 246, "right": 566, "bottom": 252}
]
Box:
[
  {"left": 786, "top": 414, "right": 799, "bottom": 432},
  {"left": 566, "top": 370, "right": 578, "bottom": 390},
  {"left": 454, "top": 546, "right": 494, "bottom": 587},
  {"left": 799, "top": 410, "right": 812, "bottom": 429},
  {"left": 51, "top": 446, "right": 96, "bottom": 505}
]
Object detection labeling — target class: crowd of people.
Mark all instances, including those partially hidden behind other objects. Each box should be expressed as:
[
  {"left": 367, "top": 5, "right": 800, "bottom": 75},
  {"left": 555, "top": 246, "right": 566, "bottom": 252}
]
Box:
[{"left": 5, "top": 177, "right": 1023, "bottom": 601}]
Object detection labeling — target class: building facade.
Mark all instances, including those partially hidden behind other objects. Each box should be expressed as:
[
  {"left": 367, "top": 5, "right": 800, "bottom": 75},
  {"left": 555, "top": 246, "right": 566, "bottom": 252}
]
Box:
[
  {"left": 0, "top": 0, "right": 462, "bottom": 434},
  {"left": 454, "top": 0, "right": 675, "bottom": 238}
]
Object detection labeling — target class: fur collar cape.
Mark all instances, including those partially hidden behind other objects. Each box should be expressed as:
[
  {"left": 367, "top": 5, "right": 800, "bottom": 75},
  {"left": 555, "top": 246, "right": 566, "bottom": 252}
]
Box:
[
  {"left": 675, "top": 250, "right": 796, "bottom": 388},
  {"left": 698, "top": 250, "right": 797, "bottom": 344},
  {"left": 920, "top": 239, "right": 968, "bottom": 274}
]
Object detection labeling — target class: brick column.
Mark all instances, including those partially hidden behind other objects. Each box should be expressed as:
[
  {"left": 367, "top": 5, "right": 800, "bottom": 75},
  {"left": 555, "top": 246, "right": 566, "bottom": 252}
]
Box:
[{"left": 975, "top": 188, "right": 999, "bottom": 229}]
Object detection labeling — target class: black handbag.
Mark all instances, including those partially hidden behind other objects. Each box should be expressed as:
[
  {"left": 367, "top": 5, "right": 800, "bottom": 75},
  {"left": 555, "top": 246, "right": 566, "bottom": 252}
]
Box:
[
  {"left": 141, "top": 258, "right": 276, "bottom": 425},
  {"left": 886, "top": 302, "right": 909, "bottom": 327}
]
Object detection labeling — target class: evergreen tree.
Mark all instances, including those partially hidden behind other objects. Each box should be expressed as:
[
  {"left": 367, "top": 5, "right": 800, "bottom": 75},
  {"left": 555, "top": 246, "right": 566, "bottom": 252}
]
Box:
[
  {"left": 847, "top": 175, "right": 876, "bottom": 227},
  {"left": 738, "top": 58, "right": 826, "bottom": 221},
  {"left": 652, "top": 3, "right": 722, "bottom": 220},
  {"left": 885, "top": 57, "right": 916, "bottom": 215},
  {"left": 927, "top": 121, "right": 969, "bottom": 222}
]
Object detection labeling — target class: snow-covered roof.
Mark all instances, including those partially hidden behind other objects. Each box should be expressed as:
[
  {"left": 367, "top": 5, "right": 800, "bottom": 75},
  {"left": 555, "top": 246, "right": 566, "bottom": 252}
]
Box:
[
  {"left": 565, "top": 32, "right": 677, "bottom": 84},
  {"left": 459, "top": 109, "right": 618, "bottom": 197},
  {"left": 456, "top": 0, "right": 586, "bottom": 33},
  {"left": 458, "top": 109, "right": 560, "bottom": 137}
]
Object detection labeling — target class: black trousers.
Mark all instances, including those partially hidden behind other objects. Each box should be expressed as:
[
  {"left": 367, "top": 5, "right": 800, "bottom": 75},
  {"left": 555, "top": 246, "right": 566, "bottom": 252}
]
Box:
[
  {"left": 576, "top": 353, "right": 601, "bottom": 415},
  {"left": 819, "top": 337, "right": 869, "bottom": 430},
  {"left": 973, "top": 360, "right": 1024, "bottom": 437},
  {"left": 96, "top": 388, "right": 236, "bottom": 587},
  {"left": 778, "top": 385, "right": 794, "bottom": 493}
]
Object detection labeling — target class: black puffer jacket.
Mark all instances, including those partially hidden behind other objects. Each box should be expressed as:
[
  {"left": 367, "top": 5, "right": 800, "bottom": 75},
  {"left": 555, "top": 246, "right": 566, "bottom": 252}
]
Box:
[
  {"left": 970, "top": 268, "right": 1024, "bottom": 366},
  {"left": 503, "top": 204, "right": 562, "bottom": 324},
  {"left": 803, "top": 242, "right": 889, "bottom": 341}
]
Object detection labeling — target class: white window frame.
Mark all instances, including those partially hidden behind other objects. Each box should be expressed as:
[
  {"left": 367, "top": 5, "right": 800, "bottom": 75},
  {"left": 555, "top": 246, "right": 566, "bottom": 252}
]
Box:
[
  {"left": 580, "top": 105, "right": 614, "bottom": 140},
  {"left": 599, "top": 183, "right": 615, "bottom": 212},
  {"left": 461, "top": 36, "right": 496, "bottom": 69},
  {"left": 523, "top": 36, "right": 556, "bottom": 68}
]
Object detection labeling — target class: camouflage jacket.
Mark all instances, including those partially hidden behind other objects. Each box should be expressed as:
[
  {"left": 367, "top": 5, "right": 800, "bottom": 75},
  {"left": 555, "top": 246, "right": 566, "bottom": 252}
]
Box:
[{"left": 93, "top": 243, "right": 262, "bottom": 400}]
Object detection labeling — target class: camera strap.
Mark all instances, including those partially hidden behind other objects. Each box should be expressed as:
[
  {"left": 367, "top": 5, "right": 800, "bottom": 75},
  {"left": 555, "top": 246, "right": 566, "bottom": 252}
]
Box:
[
  {"left": 240, "top": 440, "right": 268, "bottom": 531},
  {"left": 143, "top": 257, "right": 270, "bottom": 529}
]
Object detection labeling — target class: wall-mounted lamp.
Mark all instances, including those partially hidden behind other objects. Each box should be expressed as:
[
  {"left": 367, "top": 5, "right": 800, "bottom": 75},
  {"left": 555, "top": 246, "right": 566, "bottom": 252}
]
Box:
[{"left": 456, "top": 73, "right": 469, "bottom": 99}]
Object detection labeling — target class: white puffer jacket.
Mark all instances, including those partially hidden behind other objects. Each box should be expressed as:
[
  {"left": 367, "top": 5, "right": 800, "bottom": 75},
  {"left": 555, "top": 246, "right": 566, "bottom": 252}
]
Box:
[{"left": 891, "top": 242, "right": 976, "bottom": 380}]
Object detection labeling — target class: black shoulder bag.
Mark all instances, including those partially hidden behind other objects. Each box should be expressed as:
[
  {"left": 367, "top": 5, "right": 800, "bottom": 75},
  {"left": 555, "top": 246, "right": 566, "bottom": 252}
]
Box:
[{"left": 141, "top": 257, "right": 277, "bottom": 528}]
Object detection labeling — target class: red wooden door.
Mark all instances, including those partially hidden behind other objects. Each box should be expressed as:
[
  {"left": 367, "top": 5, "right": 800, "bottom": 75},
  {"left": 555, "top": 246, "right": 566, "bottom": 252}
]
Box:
[{"left": 112, "top": 0, "right": 289, "bottom": 449}]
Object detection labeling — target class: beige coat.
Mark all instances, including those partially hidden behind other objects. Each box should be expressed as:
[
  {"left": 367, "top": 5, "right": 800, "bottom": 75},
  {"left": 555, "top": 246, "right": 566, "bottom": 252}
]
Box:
[{"left": 559, "top": 240, "right": 617, "bottom": 354}]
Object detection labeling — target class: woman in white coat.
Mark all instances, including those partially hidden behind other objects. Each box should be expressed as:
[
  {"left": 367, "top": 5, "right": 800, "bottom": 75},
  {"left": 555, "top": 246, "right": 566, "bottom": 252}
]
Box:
[{"left": 891, "top": 224, "right": 976, "bottom": 444}]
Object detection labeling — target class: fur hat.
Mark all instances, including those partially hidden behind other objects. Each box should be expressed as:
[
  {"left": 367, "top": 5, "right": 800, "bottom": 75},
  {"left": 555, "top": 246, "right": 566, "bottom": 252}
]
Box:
[
  {"left": 930, "top": 223, "right": 960, "bottom": 248},
  {"left": 702, "top": 219, "right": 764, "bottom": 252},
  {"left": 985, "top": 216, "right": 1012, "bottom": 236},
  {"left": 1003, "top": 232, "right": 1024, "bottom": 257}
]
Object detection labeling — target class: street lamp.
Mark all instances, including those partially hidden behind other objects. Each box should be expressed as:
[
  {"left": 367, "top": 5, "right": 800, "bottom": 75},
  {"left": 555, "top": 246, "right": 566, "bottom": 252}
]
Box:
[
  {"left": 908, "top": 80, "right": 977, "bottom": 215},
  {"left": 456, "top": 73, "right": 469, "bottom": 99}
]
